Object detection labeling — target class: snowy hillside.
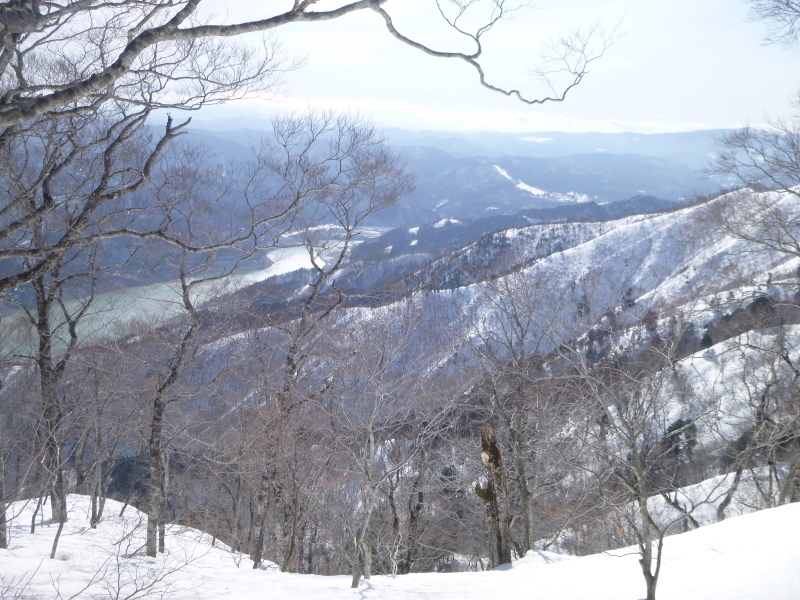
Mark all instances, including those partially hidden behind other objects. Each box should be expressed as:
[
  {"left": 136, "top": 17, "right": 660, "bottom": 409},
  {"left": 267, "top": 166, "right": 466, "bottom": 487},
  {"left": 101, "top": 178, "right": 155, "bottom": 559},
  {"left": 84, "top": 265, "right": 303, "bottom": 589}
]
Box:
[
  {"left": 362, "top": 188, "right": 800, "bottom": 358},
  {"left": 2, "top": 495, "right": 798, "bottom": 600},
  {"left": 5, "top": 187, "right": 799, "bottom": 600}
]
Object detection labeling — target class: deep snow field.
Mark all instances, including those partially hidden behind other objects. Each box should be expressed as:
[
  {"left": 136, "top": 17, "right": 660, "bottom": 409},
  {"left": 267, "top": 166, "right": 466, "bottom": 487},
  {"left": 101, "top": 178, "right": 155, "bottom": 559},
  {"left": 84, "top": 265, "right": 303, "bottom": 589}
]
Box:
[{"left": 1, "top": 495, "right": 798, "bottom": 600}]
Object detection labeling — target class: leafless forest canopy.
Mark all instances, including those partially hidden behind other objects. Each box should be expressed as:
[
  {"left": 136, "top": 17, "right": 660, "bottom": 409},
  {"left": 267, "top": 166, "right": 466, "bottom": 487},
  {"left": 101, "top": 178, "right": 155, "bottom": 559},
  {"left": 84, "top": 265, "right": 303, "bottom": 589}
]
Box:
[{"left": 0, "top": 2, "right": 799, "bottom": 600}]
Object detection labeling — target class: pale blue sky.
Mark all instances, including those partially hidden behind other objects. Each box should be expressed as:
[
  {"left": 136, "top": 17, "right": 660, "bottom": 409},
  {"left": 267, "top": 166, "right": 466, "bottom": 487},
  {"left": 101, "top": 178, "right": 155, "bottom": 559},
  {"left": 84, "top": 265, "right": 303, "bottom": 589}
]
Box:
[{"left": 197, "top": 0, "right": 798, "bottom": 133}]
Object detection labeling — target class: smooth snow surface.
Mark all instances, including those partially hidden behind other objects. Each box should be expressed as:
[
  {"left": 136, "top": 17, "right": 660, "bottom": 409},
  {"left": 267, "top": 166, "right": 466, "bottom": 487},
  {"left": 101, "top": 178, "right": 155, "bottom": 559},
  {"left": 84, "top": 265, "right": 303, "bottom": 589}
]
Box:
[
  {"left": 493, "top": 165, "right": 515, "bottom": 181},
  {"left": 2, "top": 495, "right": 798, "bottom": 599},
  {"left": 493, "top": 165, "right": 547, "bottom": 196},
  {"left": 516, "top": 181, "right": 546, "bottom": 196}
]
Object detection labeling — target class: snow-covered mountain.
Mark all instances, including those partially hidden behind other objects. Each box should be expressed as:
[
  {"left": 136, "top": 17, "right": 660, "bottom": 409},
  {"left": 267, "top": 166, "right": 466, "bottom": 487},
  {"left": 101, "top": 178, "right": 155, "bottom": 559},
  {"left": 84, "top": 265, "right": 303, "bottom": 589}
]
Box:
[
  {"left": 341, "top": 188, "right": 799, "bottom": 352},
  {"left": 5, "top": 187, "right": 798, "bottom": 597}
]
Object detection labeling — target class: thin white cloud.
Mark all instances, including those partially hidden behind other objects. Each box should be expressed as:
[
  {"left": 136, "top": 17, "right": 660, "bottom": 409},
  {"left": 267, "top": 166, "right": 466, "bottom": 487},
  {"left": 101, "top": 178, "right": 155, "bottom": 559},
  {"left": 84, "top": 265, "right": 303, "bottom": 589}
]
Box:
[{"left": 226, "top": 95, "right": 717, "bottom": 134}]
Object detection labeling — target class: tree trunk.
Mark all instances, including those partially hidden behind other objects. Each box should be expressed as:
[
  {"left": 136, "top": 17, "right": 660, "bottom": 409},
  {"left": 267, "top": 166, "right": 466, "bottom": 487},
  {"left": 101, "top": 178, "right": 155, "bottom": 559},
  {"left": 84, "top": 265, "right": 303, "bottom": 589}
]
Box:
[
  {"left": 33, "top": 276, "right": 67, "bottom": 525},
  {"left": 40, "top": 372, "right": 67, "bottom": 524},
  {"left": 637, "top": 521, "right": 657, "bottom": 600},
  {"left": 476, "top": 423, "right": 512, "bottom": 566},
  {"left": 159, "top": 451, "right": 170, "bottom": 553},
  {"left": 508, "top": 410, "right": 533, "bottom": 553},
  {"left": 30, "top": 496, "right": 42, "bottom": 534},
  {"left": 0, "top": 445, "right": 7, "bottom": 549},
  {"left": 350, "top": 502, "right": 376, "bottom": 588},
  {"left": 634, "top": 471, "right": 663, "bottom": 600},
  {"left": 273, "top": 476, "right": 300, "bottom": 572},
  {"left": 74, "top": 430, "right": 89, "bottom": 495},
  {"left": 90, "top": 419, "right": 106, "bottom": 528},
  {"left": 229, "top": 475, "right": 243, "bottom": 553},
  {"left": 0, "top": 385, "right": 6, "bottom": 549},
  {"left": 146, "top": 393, "right": 165, "bottom": 558},
  {"left": 514, "top": 450, "right": 532, "bottom": 552},
  {"left": 717, "top": 466, "right": 744, "bottom": 521},
  {"left": 403, "top": 471, "right": 426, "bottom": 574},
  {"left": 91, "top": 487, "right": 99, "bottom": 529},
  {"left": 351, "top": 475, "right": 378, "bottom": 587},
  {"left": 250, "top": 472, "right": 270, "bottom": 568},
  {"left": 49, "top": 517, "right": 66, "bottom": 559}
]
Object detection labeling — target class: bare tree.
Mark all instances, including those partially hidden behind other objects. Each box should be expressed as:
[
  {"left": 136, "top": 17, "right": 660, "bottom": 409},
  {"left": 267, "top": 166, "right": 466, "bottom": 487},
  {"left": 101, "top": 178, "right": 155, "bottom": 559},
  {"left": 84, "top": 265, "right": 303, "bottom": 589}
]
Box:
[
  {"left": 0, "top": 108, "right": 193, "bottom": 294},
  {"left": 714, "top": 122, "right": 800, "bottom": 196},
  {"left": 711, "top": 326, "right": 800, "bottom": 517},
  {"left": 711, "top": 0, "right": 800, "bottom": 248},
  {"left": 746, "top": 0, "right": 800, "bottom": 47},
  {"left": 0, "top": 1, "right": 614, "bottom": 129},
  {"left": 559, "top": 328, "right": 719, "bottom": 600},
  {"left": 232, "top": 112, "right": 411, "bottom": 572},
  {"left": 320, "top": 297, "right": 457, "bottom": 587},
  {"left": 467, "top": 267, "right": 575, "bottom": 556},
  {"left": 0, "top": 1, "right": 614, "bottom": 295},
  {"left": 0, "top": 347, "right": 40, "bottom": 551},
  {"left": 0, "top": 2, "right": 615, "bottom": 572}
]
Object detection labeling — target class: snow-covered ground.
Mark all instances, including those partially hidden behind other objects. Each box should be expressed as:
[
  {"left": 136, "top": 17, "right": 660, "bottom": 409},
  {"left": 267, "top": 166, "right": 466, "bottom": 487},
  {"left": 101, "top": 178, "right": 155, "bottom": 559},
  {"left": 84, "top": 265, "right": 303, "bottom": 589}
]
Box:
[{"left": 2, "top": 495, "right": 798, "bottom": 599}]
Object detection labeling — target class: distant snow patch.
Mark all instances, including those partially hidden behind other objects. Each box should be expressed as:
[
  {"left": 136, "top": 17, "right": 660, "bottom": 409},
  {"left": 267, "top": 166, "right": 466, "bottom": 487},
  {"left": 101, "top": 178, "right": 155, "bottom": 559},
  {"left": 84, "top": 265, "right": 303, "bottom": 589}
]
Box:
[
  {"left": 408, "top": 227, "right": 419, "bottom": 235},
  {"left": 384, "top": 246, "right": 392, "bottom": 253},
  {"left": 410, "top": 239, "right": 418, "bottom": 246},
  {"left": 436, "top": 198, "right": 449, "bottom": 209},
  {"left": 517, "top": 182, "right": 546, "bottom": 196},
  {"left": 552, "top": 191, "right": 590, "bottom": 204},
  {"left": 495, "top": 165, "right": 547, "bottom": 197},
  {"left": 434, "top": 219, "right": 459, "bottom": 228},
  {"left": 486, "top": 206, "right": 499, "bottom": 211},
  {"left": 520, "top": 137, "right": 553, "bottom": 143},
  {"left": 494, "top": 165, "right": 515, "bottom": 181},
  {"left": 286, "top": 223, "right": 343, "bottom": 236}
]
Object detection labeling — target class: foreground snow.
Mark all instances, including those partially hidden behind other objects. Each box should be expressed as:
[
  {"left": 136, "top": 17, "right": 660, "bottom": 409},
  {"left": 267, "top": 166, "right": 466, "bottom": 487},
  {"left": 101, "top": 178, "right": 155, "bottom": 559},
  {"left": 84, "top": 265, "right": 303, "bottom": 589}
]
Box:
[{"left": 1, "top": 495, "right": 797, "bottom": 599}]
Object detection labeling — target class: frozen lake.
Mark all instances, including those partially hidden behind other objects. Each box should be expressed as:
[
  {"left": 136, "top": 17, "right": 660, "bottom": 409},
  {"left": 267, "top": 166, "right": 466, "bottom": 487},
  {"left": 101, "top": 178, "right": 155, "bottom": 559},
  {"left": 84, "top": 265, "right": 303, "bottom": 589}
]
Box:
[{"left": 1, "top": 229, "right": 388, "bottom": 355}]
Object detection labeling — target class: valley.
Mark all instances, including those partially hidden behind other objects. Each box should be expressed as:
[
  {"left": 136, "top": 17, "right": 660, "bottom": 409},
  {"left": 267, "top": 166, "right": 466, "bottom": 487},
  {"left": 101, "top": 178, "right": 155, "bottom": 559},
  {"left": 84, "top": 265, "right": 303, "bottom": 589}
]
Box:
[{"left": 1, "top": 2, "right": 797, "bottom": 598}]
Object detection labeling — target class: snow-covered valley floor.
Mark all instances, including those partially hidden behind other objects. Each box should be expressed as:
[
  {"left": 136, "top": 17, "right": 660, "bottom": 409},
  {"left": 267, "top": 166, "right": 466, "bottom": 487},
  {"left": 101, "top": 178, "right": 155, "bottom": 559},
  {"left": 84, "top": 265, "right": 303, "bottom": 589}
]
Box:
[{"left": 1, "top": 495, "right": 798, "bottom": 600}]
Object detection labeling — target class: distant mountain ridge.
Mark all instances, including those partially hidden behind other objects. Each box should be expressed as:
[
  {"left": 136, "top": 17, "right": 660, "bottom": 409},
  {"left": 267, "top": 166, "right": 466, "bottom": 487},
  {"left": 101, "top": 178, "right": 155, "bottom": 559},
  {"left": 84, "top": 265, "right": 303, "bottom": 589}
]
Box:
[
  {"left": 186, "top": 124, "right": 726, "bottom": 227},
  {"left": 382, "top": 128, "right": 724, "bottom": 168}
]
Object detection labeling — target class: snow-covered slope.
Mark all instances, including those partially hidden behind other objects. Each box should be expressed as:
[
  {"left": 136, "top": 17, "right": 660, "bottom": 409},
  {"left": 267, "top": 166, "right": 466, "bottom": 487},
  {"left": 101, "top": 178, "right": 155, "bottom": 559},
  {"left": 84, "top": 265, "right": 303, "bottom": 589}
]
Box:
[
  {"left": 383, "top": 189, "right": 799, "bottom": 355},
  {"left": 2, "top": 495, "right": 798, "bottom": 599}
]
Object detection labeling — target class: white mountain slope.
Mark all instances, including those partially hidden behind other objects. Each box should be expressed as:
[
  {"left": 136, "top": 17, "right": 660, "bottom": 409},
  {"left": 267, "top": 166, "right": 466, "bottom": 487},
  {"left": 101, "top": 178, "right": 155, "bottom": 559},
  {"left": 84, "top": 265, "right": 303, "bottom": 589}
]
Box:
[
  {"left": 509, "top": 189, "right": 791, "bottom": 301},
  {"left": 492, "top": 164, "right": 592, "bottom": 204},
  {"left": 1, "top": 495, "right": 798, "bottom": 599},
  {"left": 431, "top": 190, "right": 795, "bottom": 351},
  {"left": 672, "top": 325, "right": 800, "bottom": 437}
]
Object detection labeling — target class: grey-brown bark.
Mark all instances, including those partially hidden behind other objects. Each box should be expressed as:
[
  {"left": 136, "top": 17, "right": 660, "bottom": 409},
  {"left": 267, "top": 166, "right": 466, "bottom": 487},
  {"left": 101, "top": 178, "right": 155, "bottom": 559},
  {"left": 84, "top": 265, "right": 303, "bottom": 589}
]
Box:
[
  {"left": 0, "top": 428, "right": 6, "bottom": 549},
  {"left": 475, "top": 423, "right": 512, "bottom": 566},
  {"left": 144, "top": 263, "right": 202, "bottom": 557},
  {"left": 350, "top": 447, "right": 378, "bottom": 589},
  {"left": 249, "top": 472, "right": 270, "bottom": 568},
  {"left": 146, "top": 389, "right": 166, "bottom": 558}
]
